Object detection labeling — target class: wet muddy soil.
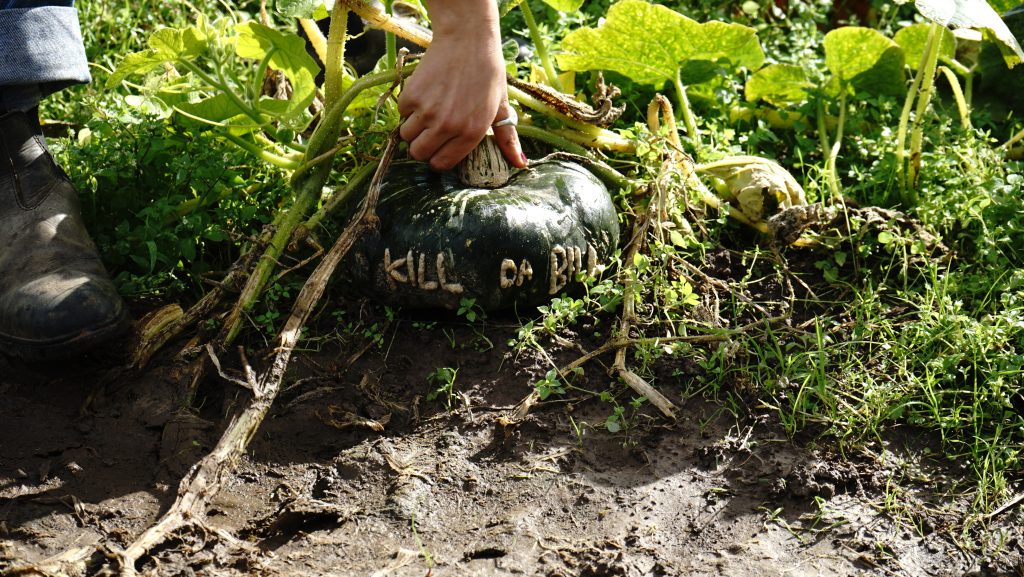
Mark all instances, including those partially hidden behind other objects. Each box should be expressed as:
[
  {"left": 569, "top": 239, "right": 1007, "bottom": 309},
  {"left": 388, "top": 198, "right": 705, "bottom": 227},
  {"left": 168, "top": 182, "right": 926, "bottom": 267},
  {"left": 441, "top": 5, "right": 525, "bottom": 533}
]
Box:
[{"left": 1, "top": 317, "right": 1022, "bottom": 576}]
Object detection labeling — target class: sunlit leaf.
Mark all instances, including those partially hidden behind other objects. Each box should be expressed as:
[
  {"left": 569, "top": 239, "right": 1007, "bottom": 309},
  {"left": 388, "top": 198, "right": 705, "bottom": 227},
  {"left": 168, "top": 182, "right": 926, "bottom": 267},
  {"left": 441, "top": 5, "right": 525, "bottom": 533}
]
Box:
[
  {"left": 745, "top": 63, "right": 812, "bottom": 106},
  {"left": 235, "top": 22, "right": 319, "bottom": 120},
  {"left": 824, "top": 27, "right": 906, "bottom": 97},
  {"left": 894, "top": 23, "right": 956, "bottom": 71},
  {"left": 107, "top": 25, "right": 210, "bottom": 87},
  {"left": 915, "top": 0, "right": 1024, "bottom": 67},
  {"left": 499, "top": 0, "right": 523, "bottom": 14},
  {"left": 542, "top": 0, "right": 584, "bottom": 11},
  {"left": 556, "top": 0, "right": 763, "bottom": 88},
  {"left": 276, "top": 0, "right": 329, "bottom": 18},
  {"left": 175, "top": 94, "right": 255, "bottom": 135}
]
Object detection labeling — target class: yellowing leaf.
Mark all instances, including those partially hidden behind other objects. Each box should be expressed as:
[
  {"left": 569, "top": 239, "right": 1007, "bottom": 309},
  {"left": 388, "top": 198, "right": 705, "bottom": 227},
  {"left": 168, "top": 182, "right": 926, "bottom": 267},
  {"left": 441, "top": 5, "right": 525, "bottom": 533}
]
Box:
[
  {"left": 698, "top": 156, "right": 806, "bottom": 222},
  {"left": 542, "top": 0, "right": 584, "bottom": 11},
  {"left": 745, "top": 63, "right": 812, "bottom": 106},
  {"left": 556, "top": 0, "right": 764, "bottom": 88},
  {"left": 894, "top": 23, "right": 956, "bottom": 71},
  {"left": 824, "top": 27, "right": 906, "bottom": 97}
]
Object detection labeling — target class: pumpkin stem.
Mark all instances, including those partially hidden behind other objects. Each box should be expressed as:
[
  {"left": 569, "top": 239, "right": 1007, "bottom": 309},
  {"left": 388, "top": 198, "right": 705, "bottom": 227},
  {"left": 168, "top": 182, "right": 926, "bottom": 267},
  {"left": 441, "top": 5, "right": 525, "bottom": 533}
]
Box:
[{"left": 456, "top": 135, "right": 513, "bottom": 188}]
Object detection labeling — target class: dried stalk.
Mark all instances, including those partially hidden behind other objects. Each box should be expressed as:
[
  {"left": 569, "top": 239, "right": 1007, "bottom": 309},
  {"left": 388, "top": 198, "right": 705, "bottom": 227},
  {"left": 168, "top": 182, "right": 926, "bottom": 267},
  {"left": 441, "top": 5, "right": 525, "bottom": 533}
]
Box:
[
  {"left": 108, "top": 131, "right": 400, "bottom": 576},
  {"left": 610, "top": 182, "right": 677, "bottom": 419},
  {"left": 648, "top": 94, "right": 768, "bottom": 234}
]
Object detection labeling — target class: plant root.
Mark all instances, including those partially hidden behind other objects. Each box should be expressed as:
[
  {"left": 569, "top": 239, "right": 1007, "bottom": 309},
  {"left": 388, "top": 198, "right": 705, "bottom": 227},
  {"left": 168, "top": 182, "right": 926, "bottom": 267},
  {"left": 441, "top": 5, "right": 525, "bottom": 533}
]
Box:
[{"left": 3, "top": 546, "right": 94, "bottom": 577}]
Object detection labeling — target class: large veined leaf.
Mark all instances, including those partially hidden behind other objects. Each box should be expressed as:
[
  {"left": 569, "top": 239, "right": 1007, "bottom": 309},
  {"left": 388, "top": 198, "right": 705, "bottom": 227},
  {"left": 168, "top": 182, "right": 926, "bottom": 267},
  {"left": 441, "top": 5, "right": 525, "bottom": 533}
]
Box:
[
  {"left": 894, "top": 23, "right": 956, "bottom": 71},
  {"left": 107, "top": 25, "right": 210, "bottom": 87},
  {"left": 745, "top": 63, "right": 812, "bottom": 106},
  {"left": 915, "top": 0, "right": 1024, "bottom": 66},
  {"left": 276, "top": 0, "right": 330, "bottom": 19},
  {"left": 824, "top": 27, "right": 906, "bottom": 97},
  {"left": 556, "top": 0, "right": 764, "bottom": 88},
  {"left": 175, "top": 93, "right": 255, "bottom": 134},
  {"left": 235, "top": 22, "right": 319, "bottom": 121}
]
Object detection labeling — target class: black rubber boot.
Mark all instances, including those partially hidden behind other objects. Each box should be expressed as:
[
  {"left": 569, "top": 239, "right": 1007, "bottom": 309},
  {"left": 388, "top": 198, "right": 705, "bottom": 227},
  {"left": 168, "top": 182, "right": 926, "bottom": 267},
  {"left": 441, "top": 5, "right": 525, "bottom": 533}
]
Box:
[{"left": 0, "top": 109, "right": 129, "bottom": 359}]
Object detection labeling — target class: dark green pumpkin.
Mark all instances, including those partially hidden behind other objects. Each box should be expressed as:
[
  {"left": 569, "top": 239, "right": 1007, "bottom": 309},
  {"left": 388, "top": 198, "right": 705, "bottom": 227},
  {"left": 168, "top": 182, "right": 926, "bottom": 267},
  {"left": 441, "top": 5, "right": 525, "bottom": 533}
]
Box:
[{"left": 343, "top": 159, "right": 619, "bottom": 311}]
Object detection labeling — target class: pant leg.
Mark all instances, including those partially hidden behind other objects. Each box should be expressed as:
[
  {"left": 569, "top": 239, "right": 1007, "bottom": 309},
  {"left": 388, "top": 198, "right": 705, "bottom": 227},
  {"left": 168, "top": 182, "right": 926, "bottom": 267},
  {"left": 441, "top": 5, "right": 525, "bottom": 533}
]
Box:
[{"left": 0, "top": 0, "right": 89, "bottom": 110}]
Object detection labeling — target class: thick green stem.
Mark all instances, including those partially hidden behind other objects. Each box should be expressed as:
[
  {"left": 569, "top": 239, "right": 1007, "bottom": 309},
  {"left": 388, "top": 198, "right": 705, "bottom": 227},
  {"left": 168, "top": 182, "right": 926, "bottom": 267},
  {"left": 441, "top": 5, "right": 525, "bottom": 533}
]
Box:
[
  {"left": 506, "top": 85, "right": 633, "bottom": 151},
  {"left": 220, "top": 169, "right": 325, "bottom": 345},
  {"left": 179, "top": 59, "right": 264, "bottom": 127},
  {"left": 549, "top": 128, "right": 636, "bottom": 153},
  {"left": 303, "top": 160, "right": 378, "bottom": 232},
  {"left": 1001, "top": 126, "right": 1024, "bottom": 150},
  {"left": 824, "top": 90, "right": 848, "bottom": 202},
  {"left": 520, "top": 1, "right": 563, "bottom": 91},
  {"left": 937, "top": 65, "right": 971, "bottom": 130},
  {"left": 220, "top": 6, "right": 354, "bottom": 346},
  {"left": 896, "top": 22, "right": 940, "bottom": 202},
  {"left": 324, "top": 1, "right": 350, "bottom": 108},
  {"left": 907, "top": 22, "right": 943, "bottom": 194},
  {"left": 384, "top": 0, "right": 397, "bottom": 70},
  {"left": 673, "top": 70, "right": 699, "bottom": 147},
  {"left": 816, "top": 97, "right": 832, "bottom": 170},
  {"left": 223, "top": 133, "right": 300, "bottom": 170},
  {"left": 516, "top": 125, "right": 635, "bottom": 191},
  {"left": 516, "top": 124, "right": 592, "bottom": 156}
]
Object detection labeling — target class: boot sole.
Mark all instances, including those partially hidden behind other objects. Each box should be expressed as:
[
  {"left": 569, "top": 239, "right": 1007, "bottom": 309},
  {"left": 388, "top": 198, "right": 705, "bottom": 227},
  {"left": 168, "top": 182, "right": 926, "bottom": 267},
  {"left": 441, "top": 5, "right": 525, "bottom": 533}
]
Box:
[{"left": 0, "top": 306, "right": 132, "bottom": 361}]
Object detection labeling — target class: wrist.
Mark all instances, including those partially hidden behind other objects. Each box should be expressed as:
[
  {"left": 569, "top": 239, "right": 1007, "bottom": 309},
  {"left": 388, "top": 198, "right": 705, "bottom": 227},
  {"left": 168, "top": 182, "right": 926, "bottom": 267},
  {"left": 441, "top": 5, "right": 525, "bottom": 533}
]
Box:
[{"left": 426, "top": 0, "right": 500, "bottom": 37}]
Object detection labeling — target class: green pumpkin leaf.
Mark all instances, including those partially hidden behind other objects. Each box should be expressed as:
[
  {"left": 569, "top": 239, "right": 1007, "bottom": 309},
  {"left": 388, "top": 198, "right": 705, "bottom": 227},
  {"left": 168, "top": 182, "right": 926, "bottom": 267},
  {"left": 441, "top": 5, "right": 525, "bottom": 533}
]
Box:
[
  {"left": 149, "top": 25, "right": 210, "bottom": 60},
  {"left": 745, "top": 63, "right": 812, "bottom": 106},
  {"left": 174, "top": 93, "right": 253, "bottom": 133},
  {"left": 915, "top": 0, "right": 1024, "bottom": 66},
  {"left": 541, "top": 0, "right": 584, "bottom": 11},
  {"left": 234, "top": 22, "right": 319, "bottom": 120},
  {"left": 498, "top": 0, "right": 524, "bottom": 15},
  {"left": 894, "top": 23, "right": 956, "bottom": 70},
  {"left": 990, "top": 0, "right": 1019, "bottom": 13},
  {"left": 500, "top": 0, "right": 583, "bottom": 15},
  {"left": 107, "top": 25, "right": 210, "bottom": 87},
  {"left": 275, "top": 0, "right": 328, "bottom": 18},
  {"left": 556, "top": 0, "right": 764, "bottom": 88},
  {"left": 824, "top": 27, "right": 906, "bottom": 97}
]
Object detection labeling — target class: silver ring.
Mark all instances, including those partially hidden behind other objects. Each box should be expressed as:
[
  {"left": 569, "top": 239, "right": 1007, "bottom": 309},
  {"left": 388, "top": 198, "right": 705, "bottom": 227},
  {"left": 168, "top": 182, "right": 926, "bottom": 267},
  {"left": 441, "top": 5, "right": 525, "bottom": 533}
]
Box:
[{"left": 492, "top": 108, "right": 518, "bottom": 128}]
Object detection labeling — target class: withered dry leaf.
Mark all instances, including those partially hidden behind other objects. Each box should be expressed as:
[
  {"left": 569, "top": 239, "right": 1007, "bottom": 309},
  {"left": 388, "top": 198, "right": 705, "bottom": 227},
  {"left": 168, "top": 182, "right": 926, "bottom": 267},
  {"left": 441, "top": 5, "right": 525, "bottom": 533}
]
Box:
[{"left": 698, "top": 155, "right": 806, "bottom": 222}]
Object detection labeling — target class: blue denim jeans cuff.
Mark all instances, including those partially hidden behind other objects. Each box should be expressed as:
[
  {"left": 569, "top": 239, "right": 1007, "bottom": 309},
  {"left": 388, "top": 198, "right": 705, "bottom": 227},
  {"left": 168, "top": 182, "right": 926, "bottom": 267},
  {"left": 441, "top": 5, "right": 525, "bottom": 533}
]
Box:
[{"left": 0, "top": 5, "right": 90, "bottom": 97}]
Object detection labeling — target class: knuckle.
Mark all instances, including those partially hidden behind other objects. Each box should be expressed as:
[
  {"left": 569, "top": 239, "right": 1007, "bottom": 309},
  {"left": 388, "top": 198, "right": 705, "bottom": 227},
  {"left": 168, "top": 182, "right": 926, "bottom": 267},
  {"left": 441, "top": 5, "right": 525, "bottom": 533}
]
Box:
[{"left": 431, "top": 156, "right": 457, "bottom": 171}]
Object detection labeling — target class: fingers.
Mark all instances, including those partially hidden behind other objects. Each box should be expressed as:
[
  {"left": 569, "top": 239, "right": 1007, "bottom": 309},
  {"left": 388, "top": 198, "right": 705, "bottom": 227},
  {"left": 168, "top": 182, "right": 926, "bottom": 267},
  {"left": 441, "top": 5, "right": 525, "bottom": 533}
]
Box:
[
  {"left": 400, "top": 104, "right": 527, "bottom": 171},
  {"left": 409, "top": 128, "right": 477, "bottom": 171},
  {"left": 492, "top": 102, "right": 527, "bottom": 169}
]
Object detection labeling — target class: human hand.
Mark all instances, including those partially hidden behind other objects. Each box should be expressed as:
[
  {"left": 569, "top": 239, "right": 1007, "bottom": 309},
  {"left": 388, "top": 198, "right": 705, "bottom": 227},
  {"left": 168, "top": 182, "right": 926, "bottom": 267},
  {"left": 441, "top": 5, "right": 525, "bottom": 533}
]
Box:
[{"left": 397, "top": 1, "right": 527, "bottom": 171}]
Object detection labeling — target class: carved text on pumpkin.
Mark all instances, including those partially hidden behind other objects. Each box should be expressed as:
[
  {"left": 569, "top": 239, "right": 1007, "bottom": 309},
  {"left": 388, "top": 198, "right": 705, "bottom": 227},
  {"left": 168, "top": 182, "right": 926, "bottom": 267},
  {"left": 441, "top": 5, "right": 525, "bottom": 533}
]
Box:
[
  {"left": 548, "top": 244, "right": 599, "bottom": 295},
  {"left": 500, "top": 258, "right": 535, "bottom": 289},
  {"left": 384, "top": 248, "right": 464, "bottom": 294}
]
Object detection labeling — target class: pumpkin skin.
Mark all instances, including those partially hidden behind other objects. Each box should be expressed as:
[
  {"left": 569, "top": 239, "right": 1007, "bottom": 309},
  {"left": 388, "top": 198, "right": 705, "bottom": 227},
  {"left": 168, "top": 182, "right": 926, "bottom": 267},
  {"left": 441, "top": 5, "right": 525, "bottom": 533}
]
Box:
[{"left": 343, "top": 160, "right": 620, "bottom": 311}]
